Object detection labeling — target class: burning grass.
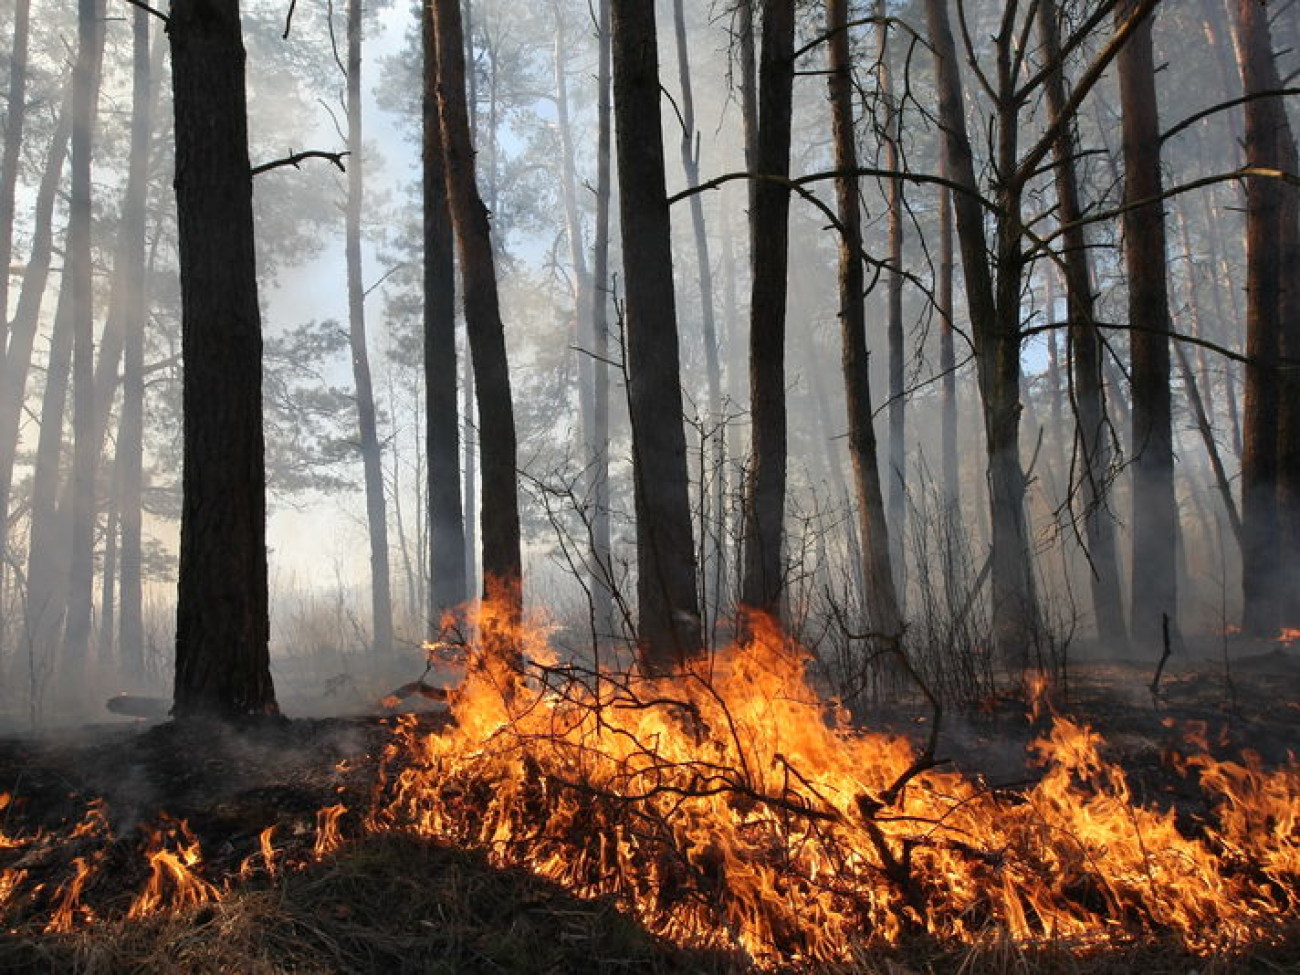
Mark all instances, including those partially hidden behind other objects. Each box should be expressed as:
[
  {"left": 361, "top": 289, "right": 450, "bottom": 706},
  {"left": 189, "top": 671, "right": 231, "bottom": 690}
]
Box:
[
  {"left": 0, "top": 603, "right": 1298, "bottom": 972},
  {"left": 369, "top": 611, "right": 1300, "bottom": 966}
]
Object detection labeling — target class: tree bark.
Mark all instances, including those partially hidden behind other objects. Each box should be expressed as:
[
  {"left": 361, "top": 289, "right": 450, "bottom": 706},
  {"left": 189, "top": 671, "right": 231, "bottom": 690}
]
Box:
[
  {"left": 345, "top": 0, "right": 395, "bottom": 655},
  {"left": 430, "top": 0, "right": 522, "bottom": 618},
  {"left": 877, "top": 0, "right": 907, "bottom": 602},
  {"left": 62, "top": 0, "right": 106, "bottom": 668},
  {"left": 611, "top": 0, "right": 702, "bottom": 672},
  {"left": 24, "top": 264, "right": 77, "bottom": 671},
  {"left": 740, "top": 0, "right": 794, "bottom": 618},
  {"left": 587, "top": 0, "right": 615, "bottom": 649},
  {"left": 828, "top": 0, "right": 901, "bottom": 642},
  {"left": 114, "top": 7, "right": 158, "bottom": 681},
  {"left": 170, "top": 0, "right": 277, "bottom": 718},
  {"left": 936, "top": 158, "right": 961, "bottom": 601},
  {"left": 1117, "top": 0, "right": 1178, "bottom": 650},
  {"left": 1233, "top": 0, "right": 1299, "bottom": 633},
  {"left": 0, "top": 0, "right": 31, "bottom": 331},
  {"left": 1038, "top": 0, "right": 1127, "bottom": 653},
  {"left": 1174, "top": 208, "right": 1243, "bottom": 547},
  {"left": 671, "top": 0, "right": 726, "bottom": 636},
  {"left": 0, "top": 88, "right": 71, "bottom": 572},
  {"left": 423, "top": 0, "right": 467, "bottom": 630},
  {"left": 924, "top": 0, "right": 1039, "bottom": 671}
]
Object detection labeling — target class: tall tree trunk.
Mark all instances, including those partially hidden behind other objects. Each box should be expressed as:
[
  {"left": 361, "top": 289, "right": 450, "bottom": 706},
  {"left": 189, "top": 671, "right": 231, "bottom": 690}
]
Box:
[
  {"left": 1174, "top": 208, "right": 1242, "bottom": 546},
  {"left": 0, "top": 89, "right": 71, "bottom": 570},
  {"left": 610, "top": 0, "right": 702, "bottom": 672},
  {"left": 0, "top": 0, "right": 31, "bottom": 331},
  {"left": 1199, "top": 189, "right": 1244, "bottom": 458},
  {"left": 62, "top": 0, "right": 107, "bottom": 669},
  {"left": 170, "top": 0, "right": 277, "bottom": 718},
  {"left": 587, "top": 0, "right": 615, "bottom": 649},
  {"left": 430, "top": 0, "right": 522, "bottom": 618},
  {"left": 423, "top": 0, "right": 467, "bottom": 630},
  {"left": 936, "top": 159, "right": 961, "bottom": 600},
  {"left": 671, "top": 0, "right": 725, "bottom": 636},
  {"left": 829, "top": 0, "right": 901, "bottom": 642},
  {"left": 24, "top": 270, "right": 77, "bottom": 671},
  {"left": 925, "top": 0, "right": 1039, "bottom": 671},
  {"left": 1117, "top": 0, "right": 1178, "bottom": 650},
  {"left": 113, "top": 7, "right": 157, "bottom": 681},
  {"left": 1277, "top": 108, "right": 1300, "bottom": 629},
  {"left": 877, "top": 0, "right": 907, "bottom": 602},
  {"left": 1233, "top": 0, "right": 1299, "bottom": 632},
  {"left": 736, "top": 0, "right": 758, "bottom": 231},
  {"left": 345, "top": 0, "right": 394, "bottom": 655},
  {"left": 740, "top": 0, "right": 794, "bottom": 618},
  {"left": 461, "top": 351, "right": 478, "bottom": 597},
  {"left": 98, "top": 501, "right": 117, "bottom": 662},
  {"left": 1038, "top": 0, "right": 1127, "bottom": 652}
]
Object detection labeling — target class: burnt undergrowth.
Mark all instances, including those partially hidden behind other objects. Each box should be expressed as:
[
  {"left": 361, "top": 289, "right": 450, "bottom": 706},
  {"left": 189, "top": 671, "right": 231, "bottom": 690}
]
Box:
[{"left": 0, "top": 652, "right": 1297, "bottom": 974}]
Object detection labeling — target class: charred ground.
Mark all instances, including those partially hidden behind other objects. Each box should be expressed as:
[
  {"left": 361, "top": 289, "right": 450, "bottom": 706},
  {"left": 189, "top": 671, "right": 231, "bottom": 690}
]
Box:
[{"left": 0, "top": 641, "right": 1298, "bottom": 974}]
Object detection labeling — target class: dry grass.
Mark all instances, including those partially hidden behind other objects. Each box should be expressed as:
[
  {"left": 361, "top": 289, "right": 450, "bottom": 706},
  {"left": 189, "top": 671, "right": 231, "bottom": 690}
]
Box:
[
  {"left": 3, "top": 830, "right": 1296, "bottom": 974},
  {"left": 0, "top": 832, "right": 740, "bottom": 974}
]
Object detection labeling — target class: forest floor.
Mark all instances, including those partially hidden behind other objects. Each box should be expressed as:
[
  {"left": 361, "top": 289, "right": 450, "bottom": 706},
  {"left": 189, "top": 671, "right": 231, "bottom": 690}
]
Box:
[{"left": 0, "top": 636, "right": 1297, "bottom": 973}]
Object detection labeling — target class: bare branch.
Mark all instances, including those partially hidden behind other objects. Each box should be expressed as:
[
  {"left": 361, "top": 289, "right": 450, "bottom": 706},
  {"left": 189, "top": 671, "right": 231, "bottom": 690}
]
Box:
[
  {"left": 251, "top": 149, "right": 349, "bottom": 177},
  {"left": 1161, "top": 88, "right": 1300, "bottom": 145},
  {"left": 119, "top": 0, "right": 168, "bottom": 24}
]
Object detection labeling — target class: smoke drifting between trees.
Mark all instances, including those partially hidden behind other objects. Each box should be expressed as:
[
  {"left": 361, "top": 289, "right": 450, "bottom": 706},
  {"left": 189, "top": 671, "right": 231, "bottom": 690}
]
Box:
[{"left": 0, "top": 0, "right": 1296, "bottom": 720}]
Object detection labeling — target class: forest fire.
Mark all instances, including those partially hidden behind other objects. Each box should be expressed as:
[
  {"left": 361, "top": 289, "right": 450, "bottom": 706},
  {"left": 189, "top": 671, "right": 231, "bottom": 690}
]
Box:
[
  {"left": 366, "top": 606, "right": 1300, "bottom": 965},
  {"left": 0, "top": 606, "right": 1297, "bottom": 968}
]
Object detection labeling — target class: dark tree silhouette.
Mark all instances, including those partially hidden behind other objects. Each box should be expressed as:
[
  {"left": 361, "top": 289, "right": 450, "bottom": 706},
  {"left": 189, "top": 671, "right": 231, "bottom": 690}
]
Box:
[
  {"left": 1116, "top": 0, "right": 1177, "bottom": 650},
  {"left": 740, "top": 0, "right": 794, "bottom": 619},
  {"left": 430, "top": 0, "right": 522, "bottom": 618},
  {"left": 423, "top": 0, "right": 468, "bottom": 629},
  {"left": 611, "top": 0, "right": 703, "bottom": 672},
  {"left": 170, "top": 0, "right": 277, "bottom": 718}
]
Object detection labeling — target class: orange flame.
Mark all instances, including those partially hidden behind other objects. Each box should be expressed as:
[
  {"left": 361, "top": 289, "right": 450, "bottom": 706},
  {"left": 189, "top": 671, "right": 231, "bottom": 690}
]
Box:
[
  {"left": 1278, "top": 628, "right": 1300, "bottom": 646},
  {"left": 126, "top": 817, "right": 220, "bottom": 920},
  {"left": 313, "top": 804, "right": 347, "bottom": 860},
  {"left": 41, "top": 799, "right": 112, "bottom": 933},
  {"left": 0, "top": 793, "right": 20, "bottom": 851},
  {"left": 45, "top": 857, "right": 98, "bottom": 933},
  {"left": 369, "top": 604, "right": 1300, "bottom": 964}
]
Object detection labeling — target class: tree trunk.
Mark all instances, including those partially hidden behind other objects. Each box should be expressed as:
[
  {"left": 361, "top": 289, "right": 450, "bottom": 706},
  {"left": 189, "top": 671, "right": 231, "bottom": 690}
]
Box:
[
  {"left": 1117, "top": 0, "right": 1178, "bottom": 650},
  {"left": 423, "top": 0, "right": 467, "bottom": 630},
  {"left": 610, "top": 0, "right": 702, "bottom": 672},
  {"left": 1038, "top": 0, "right": 1127, "bottom": 653},
  {"left": 829, "top": 0, "right": 901, "bottom": 642},
  {"left": 671, "top": 0, "right": 726, "bottom": 637},
  {"left": 737, "top": 0, "right": 758, "bottom": 230},
  {"left": 345, "top": 0, "right": 394, "bottom": 655},
  {"left": 877, "top": 0, "right": 907, "bottom": 603},
  {"left": 1233, "top": 0, "right": 1298, "bottom": 633},
  {"left": 462, "top": 350, "right": 478, "bottom": 597},
  {"left": 0, "top": 88, "right": 71, "bottom": 570},
  {"left": 62, "top": 0, "right": 106, "bottom": 668},
  {"left": 925, "top": 0, "right": 1039, "bottom": 671},
  {"left": 113, "top": 7, "right": 157, "bottom": 681},
  {"left": 430, "top": 0, "right": 522, "bottom": 618},
  {"left": 1174, "top": 208, "right": 1243, "bottom": 547},
  {"left": 740, "top": 0, "right": 794, "bottom": 618},
  {"left": 98, "top": 501, "right": 117, "bottom": 662},
  {"left": 0, "top": 0, "right": 31, "bottom": 331},
  {"left": 24, "top": 269, "right": 77, "bottom": 672},
  {"left": 936, "top": 158, "right": 961, "bottom": 601},
  {"left": 587, "top": 0, "right": 615, "bottom": 649},
  {"left": 170, "top": 0, "right": 277, "bottom": 718}
]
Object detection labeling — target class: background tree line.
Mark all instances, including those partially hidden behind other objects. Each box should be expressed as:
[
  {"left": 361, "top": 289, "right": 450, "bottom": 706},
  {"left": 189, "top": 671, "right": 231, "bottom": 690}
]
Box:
[{"left": 0, "top": 0, "right": 1295, "bottom": 720}]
